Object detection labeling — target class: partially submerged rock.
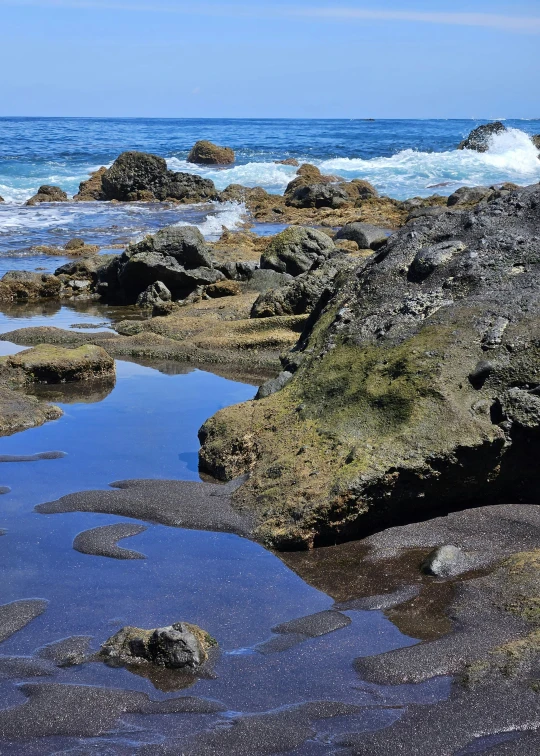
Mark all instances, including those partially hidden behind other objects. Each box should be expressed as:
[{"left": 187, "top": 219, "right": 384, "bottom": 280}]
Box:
[
  {"left": 187, "top": 140, "right": 235, "bottom": 165},
  {"left": 74, "top": 166, "right": 107, "bottom": 201},
  {"left": 100, "top": 621, "right": 217, "bottom": 670},
  {"left": 199, "top": 183, "right": 540, "bottom": 549},
  {"left": 458, "top": 121, "right": 506, "bottom": 152},
  {"left": 0, "top": 344, "right": 115, "bottom": 384},
  {"left": 25, "top": 185, "right": 68, "bottom": 206},
  {"left": 420, "top": 545, "right": 470, "bottom": 578}
]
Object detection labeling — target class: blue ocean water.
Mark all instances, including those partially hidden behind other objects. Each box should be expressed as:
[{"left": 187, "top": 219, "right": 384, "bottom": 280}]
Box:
[{"left": 1, "top": 117, "right": 539, "bottom": 269}]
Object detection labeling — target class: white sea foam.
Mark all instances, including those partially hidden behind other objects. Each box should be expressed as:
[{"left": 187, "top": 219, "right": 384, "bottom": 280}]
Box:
[
  {"left": 318, "top": 128, "right": 540, "bottom": 199},
  {"left": 166, "top": 157, "right": 296, "bottom": 194},
  {"left": 173, "top": 201, "right": 247, "bottom": 240}
]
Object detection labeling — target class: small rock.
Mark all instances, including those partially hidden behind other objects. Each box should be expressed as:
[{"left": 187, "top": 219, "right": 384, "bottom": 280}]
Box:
[
  {"left": 420, "top": 545, "right": 470, "bottom": 577},
  {"left": 206, "top": 280, "right": 241, "bottom": 298},
  {"left": 275, "top": 158, "right": 299, "bottom": 166},
  {"left": 100, "top": 622, "right": 217, "bottom": 670},
  {"left": 256, "top": 371, "right": 293, "bottom": 399},
  {"left": 335, "top": 222, "right": 389, "bottom": 250},
  {"left": 136, "top": 281, "right": 172, "bottom": 308},
  {"left": 260, "top": 226, "right": 336, "bottom": 276},
  {"left": 64, "top": 238, "right": 86, "bottom": 251}
]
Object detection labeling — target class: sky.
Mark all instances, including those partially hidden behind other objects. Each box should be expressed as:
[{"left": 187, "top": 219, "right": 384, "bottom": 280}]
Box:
[{"left": 0, "top": 0, "right": 539, "bottom": 118}]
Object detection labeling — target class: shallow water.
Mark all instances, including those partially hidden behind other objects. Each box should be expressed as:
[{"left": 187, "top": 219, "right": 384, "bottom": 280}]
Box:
[{"left": 0, "top": 333, "right": 451, "bottom": 752}]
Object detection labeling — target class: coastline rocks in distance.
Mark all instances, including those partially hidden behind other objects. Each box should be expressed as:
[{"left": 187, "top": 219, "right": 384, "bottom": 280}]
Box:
[
  {"left": 198, "top": 183, "right": 540, "bottom": 550},
  {"left": 457, "top": 121, "right": 506, "bottom": 152},
  {"left": 187, "top": 140, "right": 235, "bottom": 165},
  {"left": 99, "top": 622, "right": 217, "bottom": 670},
  {"left": 260, "top": 226, "right": 336, "bottom": 276},
  {"left": 0, "top": 344, "right": 115, "bottom": 384},
  {"left": 110, "top": 225, "right": 224, "bottom": 302},
  {"left": 25, "top": 185, "right": 68, "bottom": 206},
  {"left": 90, "top": 151, "right": 217, "bottom": 203},
  {"left": 276, "top": 158, "right": 300, "bottom": 166}
]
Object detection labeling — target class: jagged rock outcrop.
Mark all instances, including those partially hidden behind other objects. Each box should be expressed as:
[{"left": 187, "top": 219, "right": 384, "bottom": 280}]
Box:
[
  {"left": 97, "top": 151, "right": 217, "bottom": 202},
  {"left": 251, "top": 255, "right": 356, "bottom": 318},
  {"left": 284, "top": 165, "right": 378, "bottom": 210},
  {"left": 260, "top": 226, "right": 336, "bottom": 276},
  {"left": 187, "top": 140, "right": 235, "bottom": 165},
  {"left": 74, "top": 167, "right": 107, "bottom": 201},
  {"left": 25, "top": 186, "right": 68, "bottom": 206},
  {"left": 136, "top": 281, "right": 171, "bottom": 308},
  {"left": 199, "top": 183, "right": 540, "bottom": 549},
  {"left": 458, "top": 122, "right": 506, "bottom": 152},
  {"left": 97, "top": 225, "right": 223, "bottom": 302}
]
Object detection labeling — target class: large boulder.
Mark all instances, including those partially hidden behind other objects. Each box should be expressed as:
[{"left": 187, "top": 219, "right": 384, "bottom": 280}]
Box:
[
  {"left": 115, "top": 225, "right": 223, "bottom": 300},
  {"left": 199, "top": 183, "right": 540, "bottom": 549},
  {"left": 532, "top": 134, "right": 540, "bottom": 150},
  {"left": 260, "top": 226, "right": 336, "bottom": 276},
  {"left": 0, "top": 344, "right": 115, "bottom": 384},
  {"left": 100, "top": 151, "right": 217, "bottom": 203},
  {"left": 458, "top": 122, "right": 506, "bottom": 152},
  {"left": 99, "top": 622, "right": 217, "bottom": 670},
  {"left": 187, "top": 140, "right": 235, "bottom": 165},
  {"left": 287, "top": 183, "right": 349, "bottom": 210},
  {"left": 25, "top": 186, "right": 68, "bottom": 206}
]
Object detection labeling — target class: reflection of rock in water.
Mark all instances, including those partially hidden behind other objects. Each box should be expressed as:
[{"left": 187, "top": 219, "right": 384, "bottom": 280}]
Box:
[
  {"left": 120, "top": 356, "right": 274, "bottom": 386},
  {"left": 28, "top": 377, "right": 115, "bottom": 405},
  {"left": 0, "top": 300, "right": 62, "bottom": 320}
]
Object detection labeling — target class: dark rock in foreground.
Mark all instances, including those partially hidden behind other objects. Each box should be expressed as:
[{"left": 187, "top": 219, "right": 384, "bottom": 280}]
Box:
[
  {"left": 187, "top": 140, "right": 235, "bottom": 165},
  {"left": 199, "top": 183, "right": 540, "bottom": 548},
  {"left": 458, "top": 121, "right": 506, "bottom": 152}
]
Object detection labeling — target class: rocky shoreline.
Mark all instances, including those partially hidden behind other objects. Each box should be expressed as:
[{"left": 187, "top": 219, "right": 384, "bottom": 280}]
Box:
[{"left": 1, "top": 127, "right": 540, "bottom": 752}]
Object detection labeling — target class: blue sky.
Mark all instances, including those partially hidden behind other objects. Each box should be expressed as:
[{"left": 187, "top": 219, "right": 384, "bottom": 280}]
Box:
[{"left": 1, "top": 0, "right": 539, "bottom": 118}]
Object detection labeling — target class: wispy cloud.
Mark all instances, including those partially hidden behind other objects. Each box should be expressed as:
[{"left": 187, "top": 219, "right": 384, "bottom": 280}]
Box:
[{"left": 2, "top": 0, "right": 540, "bottom": 34}]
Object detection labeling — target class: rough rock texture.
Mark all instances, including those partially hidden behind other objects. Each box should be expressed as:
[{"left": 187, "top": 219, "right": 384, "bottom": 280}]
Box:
[
  {"left": 458, "top": 121, "right": 506, "bottom": 152},
  {"left": 276, "top": 158, "right": 299, "bottom": 166},
  {"left": 0, "top": 385, "right": 62, "bottom": 436},
  {"left": 447, "top": 183, "right": 519, "bottom": 209},
  {"left": 251, "top": 255, "right": 356, "bottom": 318},
  {"left": 25, "top": 185, "right": 68, "bottom": 206},
  {"left": 187, "top": 140, "right": 235, "bottom": 165},
  {"left": 136, "top": 281, "right": 172, "bottom": 308},
  {"left": 73, "top": 166, "right": 107, "bottom": 201},
  {"left": 533, "top": 134, "right": 540, "bottom": 150},
  {"left": 284, "top": 165, "right": 378, "bottom": 211},
  {"left": 420, "top": 545, "right": 470, "bottom": 577},
  {"left": 0, "top": 344, "right": 115, "bottom": 384},
  {"left": 100, "top": 621, "right": 217, "bottom": 670},
  {"left": 335, "top": 222, "right": 389, "bottom": 250},
  {"left": 100, "top": 151, "right": 217, "bottom": 202},
  {"left": 260, "top": 226, "right": 336, "bottom": 276},
  {"left": 206, "top": 279, "right": 241, "bottom": 297},
  {"left": 104, "top": 225, "right": 223, "bottom": 302},
  {"left": 199, "top": 183, "right": 540, "bottom": 549},
  {"left": 0, "top": 271, "right": 62, "bottom": 302}
]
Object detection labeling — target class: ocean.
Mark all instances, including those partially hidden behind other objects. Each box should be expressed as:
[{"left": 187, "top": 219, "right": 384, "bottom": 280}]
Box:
[{"left": 1, "top": 118, "right": 539, "bottom": 265}]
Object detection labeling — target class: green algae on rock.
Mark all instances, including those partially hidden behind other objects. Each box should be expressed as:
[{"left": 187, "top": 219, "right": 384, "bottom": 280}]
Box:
[
  {"left": 199, "top": 183, "right": 540, "bottom": 549},
  {"left": 0, "top": 344, "right": 115, "bottom": 385}
]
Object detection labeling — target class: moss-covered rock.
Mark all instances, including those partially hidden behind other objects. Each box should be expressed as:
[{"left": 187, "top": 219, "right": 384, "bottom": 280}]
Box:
[
  {"left": 0, "top": 344, "right": 115, "bottom": 384},
  {"left": 199, "top": 183, "right": 540, "bottom": 549},
  {"left": 260, "top": 226, "right": 336, "bottom": 276},
  {"left": 187, "top": 140, "right": 235, "bottom": 165}
]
